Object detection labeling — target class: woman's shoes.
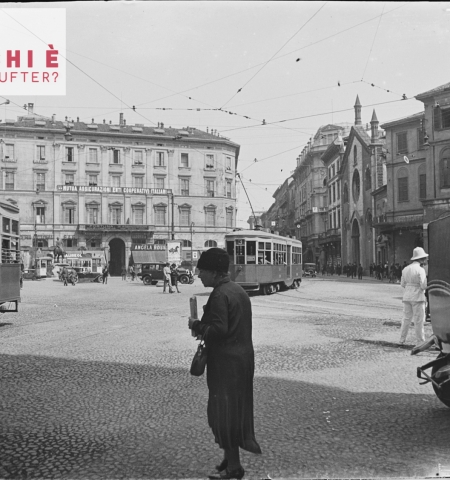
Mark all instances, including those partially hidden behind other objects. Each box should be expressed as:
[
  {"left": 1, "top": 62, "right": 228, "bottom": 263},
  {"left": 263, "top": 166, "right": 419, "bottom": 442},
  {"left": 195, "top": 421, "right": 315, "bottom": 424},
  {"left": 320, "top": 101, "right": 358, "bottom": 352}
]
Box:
[
  {"left": 215, "top": 459, "right": 228, "bottom": 472},
  {"left": 208, "top": 467, "right": 245, "bottom": 479}
]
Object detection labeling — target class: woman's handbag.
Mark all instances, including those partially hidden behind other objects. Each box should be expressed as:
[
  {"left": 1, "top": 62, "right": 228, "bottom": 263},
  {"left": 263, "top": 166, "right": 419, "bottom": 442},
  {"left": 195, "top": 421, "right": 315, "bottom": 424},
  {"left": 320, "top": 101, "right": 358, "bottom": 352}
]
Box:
[{"left": 190, "top": 328, "right": 209, "bottom": 376}]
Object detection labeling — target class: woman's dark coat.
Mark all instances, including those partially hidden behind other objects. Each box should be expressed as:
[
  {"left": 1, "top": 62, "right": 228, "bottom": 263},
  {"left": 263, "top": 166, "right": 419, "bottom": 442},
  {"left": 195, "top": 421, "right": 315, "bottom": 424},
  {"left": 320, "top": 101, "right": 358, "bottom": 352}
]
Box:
[{"left": 192, "top": 276, "right": 261, "bottom": 454}]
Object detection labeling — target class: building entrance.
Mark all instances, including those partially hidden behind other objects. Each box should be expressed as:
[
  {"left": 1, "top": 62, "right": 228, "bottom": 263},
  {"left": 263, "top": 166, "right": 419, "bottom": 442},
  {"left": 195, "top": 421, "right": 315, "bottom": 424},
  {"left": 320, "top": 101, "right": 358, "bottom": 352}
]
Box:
[{"left": 109, "top": 238, "right": 125, "bottom": 276}]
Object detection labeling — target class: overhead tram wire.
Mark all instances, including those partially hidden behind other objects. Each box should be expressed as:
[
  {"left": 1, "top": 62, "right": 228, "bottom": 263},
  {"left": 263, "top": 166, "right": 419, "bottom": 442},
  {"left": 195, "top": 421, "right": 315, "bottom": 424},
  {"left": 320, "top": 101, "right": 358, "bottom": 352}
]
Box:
[
  {"left": 0, "top": 9, "right": 157, "bottom": 128},
  {"left": 361, "top": 2, "right": 386, "bottom": 82},
  {"left": 223, "top": 97, "right": 411, "bottom": 134},
  {"left": 129, "top": 3, "right": 408, "bottom": 109},
  {"left": 237, "top": 173, "right": 258, "bottom": 227},
  {"left": 219, "top": 2, "right": 328, "bottom": 110}
]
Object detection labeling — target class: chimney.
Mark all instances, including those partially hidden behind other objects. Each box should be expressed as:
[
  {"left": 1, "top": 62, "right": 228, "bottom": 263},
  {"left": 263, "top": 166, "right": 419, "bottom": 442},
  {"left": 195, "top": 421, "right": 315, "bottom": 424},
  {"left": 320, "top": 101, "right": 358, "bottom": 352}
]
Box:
[
  {"left": 109, "top": 120, "right": 112, "bottom": 124},
  {"left": 207, "top": 127, "right": 209, "bottom": 133},
  {"left": 52, "top": 114, "right": 56, "bottom": 123},
  {"left": 103, "top": 119, "right": 106, "bottom": 124},
  {"left": 65, "top": 116, "right": 68, "bottom": 121},
  {"left": 354, "top": 95, "right": 362, "bottom": 126},
  {"left": 161, "top": 122, "right": 164, "bottom": 128},
  {"left": 120, "top": 113, "right": 124, "bottom": 125},
  {"left": 123, "top": 119, "right": 126, "bottom": 126},
  {"left": 370, "top": 109, "right": 379, "bottom": 143},
  {"left": 28, "top": 103, "right": 34, "bottom": 114}
]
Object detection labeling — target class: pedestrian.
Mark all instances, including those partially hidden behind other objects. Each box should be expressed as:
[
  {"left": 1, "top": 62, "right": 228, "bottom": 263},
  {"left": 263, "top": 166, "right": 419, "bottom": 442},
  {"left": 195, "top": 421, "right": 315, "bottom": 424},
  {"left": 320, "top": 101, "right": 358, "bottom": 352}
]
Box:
[
  {"left": 399, "top": 247, "right": 428, "bottom": 345},
  {"left": 369, "top": 263, "right": 373, "bottom": 277},
  {"left": 61, "top": 266, "right": 68, "bottom": 286},
  {"left": 358, "top": 263, "right": 363, "bottom": 280},
  {"left": 351, "top": 263, "right": 356, "bottom": 279},
  {"left": 170, "top": 263, "right": 180, "bottom": 293},
  {"left": 102, "top": 264, "right": 109, "bottom": 285},
  {"left": 129, "top": 264, "right": 135, "bottom": 281},
  {"left": 188, "top": 248, "right": 262, "bottom": 479},
  {"left": 121, "top": 266, "right": 127, "bottom": 281},
  {"left": 163, "top": 262, "right": 173, "bottom": 293}
]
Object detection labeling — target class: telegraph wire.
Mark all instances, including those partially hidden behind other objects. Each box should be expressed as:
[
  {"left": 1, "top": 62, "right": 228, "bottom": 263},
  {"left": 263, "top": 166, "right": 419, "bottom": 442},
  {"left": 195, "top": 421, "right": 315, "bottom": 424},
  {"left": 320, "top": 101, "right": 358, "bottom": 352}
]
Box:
[
  {"left": 361, "top": 3, "right": 386, "bottom": 82},
  {"left": 223, "top": 97, "right": 411, "bottom": 134},
  {"left": 0, "top": 9, "right": 157, "bottom": 127},
  {"left": 219, "top": 2, "right": 328, "bottom": 110}
]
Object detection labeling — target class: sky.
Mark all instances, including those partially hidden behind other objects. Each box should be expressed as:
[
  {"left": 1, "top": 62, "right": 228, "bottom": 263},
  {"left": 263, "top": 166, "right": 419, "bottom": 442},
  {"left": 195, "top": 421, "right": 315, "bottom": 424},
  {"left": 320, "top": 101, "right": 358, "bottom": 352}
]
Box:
[{"left": 1, "top": 1, "right": 449, "bottom": 227}]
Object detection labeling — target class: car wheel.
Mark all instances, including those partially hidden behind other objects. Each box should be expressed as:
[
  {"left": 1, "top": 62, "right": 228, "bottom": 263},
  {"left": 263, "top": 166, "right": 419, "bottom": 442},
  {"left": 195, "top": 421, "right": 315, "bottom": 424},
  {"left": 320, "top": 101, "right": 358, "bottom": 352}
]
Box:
[
  {"left": 178, "top": 275, "right": 189, "bottom": 284},
  {"left": 143, "top": 276, "right": 152, "bottom": 286}
]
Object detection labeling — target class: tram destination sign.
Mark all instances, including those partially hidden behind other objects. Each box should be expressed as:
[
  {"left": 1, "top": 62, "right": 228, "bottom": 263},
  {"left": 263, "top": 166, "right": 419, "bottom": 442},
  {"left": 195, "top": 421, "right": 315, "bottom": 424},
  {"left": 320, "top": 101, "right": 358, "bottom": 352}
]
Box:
[{"left": 57, "top": 185, "right": 172, "bottom": 195}]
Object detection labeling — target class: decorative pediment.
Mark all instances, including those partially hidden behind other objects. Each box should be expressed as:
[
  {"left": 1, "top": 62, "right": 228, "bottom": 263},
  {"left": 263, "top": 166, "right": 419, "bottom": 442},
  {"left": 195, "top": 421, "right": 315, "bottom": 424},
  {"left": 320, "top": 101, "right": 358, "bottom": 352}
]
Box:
[
  {"left": 204, "top": 204, "right": 217, "bottom": 210},
  {"left": 154, "top": 202, "right": 167, "bottom": 208},
  {"left": 108, "top": 201, "right": 123, "bottom": 207},
  {"left": 178, "top": 203, "right": 192, "bottom": 209},
  {"left": 132, "top": 202, "right": 146, "bottom": 209},
  {"left": 32, "top": 199, "right": 48, "bottom": 206},
  {"left": 61, "top": 199, "right": 77, "bottom": 207},
  {"left": 85, "top": 200, "right": 100, "bottom": 207}
]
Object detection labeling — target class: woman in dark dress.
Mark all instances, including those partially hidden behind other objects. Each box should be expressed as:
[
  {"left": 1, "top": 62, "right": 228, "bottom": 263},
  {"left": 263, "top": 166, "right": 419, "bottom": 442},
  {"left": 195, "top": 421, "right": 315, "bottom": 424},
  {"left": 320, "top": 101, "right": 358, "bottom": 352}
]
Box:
[{"left": 188, "top": 248, "right": 261, "bottom": 480}]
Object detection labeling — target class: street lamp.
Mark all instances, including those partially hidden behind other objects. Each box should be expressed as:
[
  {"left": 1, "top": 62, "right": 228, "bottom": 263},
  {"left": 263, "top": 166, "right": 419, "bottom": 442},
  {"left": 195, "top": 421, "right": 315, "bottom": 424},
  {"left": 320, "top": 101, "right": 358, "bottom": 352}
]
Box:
[{"left": 0, "top": 99, "right": 10, "bottom": 107}]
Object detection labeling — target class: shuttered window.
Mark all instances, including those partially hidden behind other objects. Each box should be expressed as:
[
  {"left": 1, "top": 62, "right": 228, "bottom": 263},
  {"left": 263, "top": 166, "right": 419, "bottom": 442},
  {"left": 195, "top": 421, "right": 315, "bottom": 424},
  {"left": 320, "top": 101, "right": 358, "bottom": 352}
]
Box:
[
  {"left": 397, "top": 132, "right": 408, "bottom": 154},
  {"left": 441, "top": 157, "right": 450, "bottom": 188},
  {"left": 419, "top": 174, "right": 427, "bottom": 198},
  {"left": 398, "top": 176, "right": 408, "bottom": 202}
]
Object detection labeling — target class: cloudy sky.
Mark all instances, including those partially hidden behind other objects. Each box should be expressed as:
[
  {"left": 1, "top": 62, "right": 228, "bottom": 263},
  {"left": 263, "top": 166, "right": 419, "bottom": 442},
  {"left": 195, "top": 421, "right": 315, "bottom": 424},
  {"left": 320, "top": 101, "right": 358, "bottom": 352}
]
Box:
[{"left": 1, "top": 2, "right": 449, "bottom": 227}]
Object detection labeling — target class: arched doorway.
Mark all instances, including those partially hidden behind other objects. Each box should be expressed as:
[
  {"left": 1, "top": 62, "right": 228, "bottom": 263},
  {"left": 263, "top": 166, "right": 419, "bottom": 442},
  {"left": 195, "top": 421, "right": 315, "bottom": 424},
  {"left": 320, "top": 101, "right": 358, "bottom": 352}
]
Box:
[
  {"left": 351, "top": 219, "right": 360, "bottom": 265},
  {"left": 109, "top": 238, "right": 125, "bottom": 276}
]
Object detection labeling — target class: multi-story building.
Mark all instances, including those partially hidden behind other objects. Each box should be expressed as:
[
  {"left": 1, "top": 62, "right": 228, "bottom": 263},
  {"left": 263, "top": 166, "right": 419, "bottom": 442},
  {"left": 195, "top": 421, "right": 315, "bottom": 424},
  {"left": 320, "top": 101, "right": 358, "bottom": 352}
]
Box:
[
  {"left": 293, "top": 123, "right": 350, "bottom": 266},
  {"left": 340, "top": 96, "right": 385, "bottom": 270},
  {"left": 415, "top": 82, "right": 450, "bottom": 247},
  {"left": 319, "top": 134, "right": 346, "bottom": 268},
  {"left": 376, "top": 112, "right": 426, "bottom": 265},
  {"left": 0, "top": 105, "right": 239, "bottom": 275}
]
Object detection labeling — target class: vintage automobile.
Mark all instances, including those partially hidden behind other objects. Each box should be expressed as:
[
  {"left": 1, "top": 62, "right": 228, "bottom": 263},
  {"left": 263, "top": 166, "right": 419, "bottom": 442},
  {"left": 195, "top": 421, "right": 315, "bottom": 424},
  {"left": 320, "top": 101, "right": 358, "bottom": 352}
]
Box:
[
  {"left": 302, "top": 263, "right": 317, "bottom": 277},
  {"left": 138, "top": 262, "right": 194, "bottom": 286}
]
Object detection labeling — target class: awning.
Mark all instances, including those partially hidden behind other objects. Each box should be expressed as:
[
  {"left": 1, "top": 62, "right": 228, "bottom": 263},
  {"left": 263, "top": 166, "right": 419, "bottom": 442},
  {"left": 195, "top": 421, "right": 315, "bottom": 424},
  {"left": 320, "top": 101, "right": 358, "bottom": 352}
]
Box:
[{"left": 132, "top": 250, "right": 166, "bottom": 263}]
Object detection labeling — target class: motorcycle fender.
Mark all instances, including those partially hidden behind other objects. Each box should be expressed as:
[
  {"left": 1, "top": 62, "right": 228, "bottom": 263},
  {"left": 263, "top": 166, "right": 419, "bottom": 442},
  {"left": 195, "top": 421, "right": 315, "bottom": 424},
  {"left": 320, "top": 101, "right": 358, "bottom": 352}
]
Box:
[{"left": 411, "top": 335, "right": 437, "bottom": 356}]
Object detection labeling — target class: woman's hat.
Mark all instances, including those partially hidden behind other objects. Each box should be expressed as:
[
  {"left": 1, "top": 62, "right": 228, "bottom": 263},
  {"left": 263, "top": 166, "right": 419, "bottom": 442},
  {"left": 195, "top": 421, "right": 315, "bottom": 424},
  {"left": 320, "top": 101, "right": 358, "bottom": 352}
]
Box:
[
  {"left": 197, "top": 248, "right": 229, "bottom": 272},
  {"left": 411, "top": 247, "right": 429, "bottom": 261}
]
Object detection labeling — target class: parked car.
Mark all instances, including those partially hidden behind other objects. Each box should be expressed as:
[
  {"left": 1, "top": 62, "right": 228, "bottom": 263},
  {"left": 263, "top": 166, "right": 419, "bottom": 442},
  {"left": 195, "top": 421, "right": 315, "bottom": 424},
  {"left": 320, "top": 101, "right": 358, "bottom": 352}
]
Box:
[
  {"left": 137, "top": 262, "right": 194, "bottom": 286},
  {"left": 302, "top": 263, "right": 317, "bottom": 277},
  {"left": 137, "top": 262, "right": 166, "bottom": 286}
]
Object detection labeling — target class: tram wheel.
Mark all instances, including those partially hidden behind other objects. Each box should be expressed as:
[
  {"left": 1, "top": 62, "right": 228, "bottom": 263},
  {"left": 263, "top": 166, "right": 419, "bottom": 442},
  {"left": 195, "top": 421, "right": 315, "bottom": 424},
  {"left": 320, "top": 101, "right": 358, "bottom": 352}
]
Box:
[{"left": 432, "top": 354, "right": 450, "bottom": 408}]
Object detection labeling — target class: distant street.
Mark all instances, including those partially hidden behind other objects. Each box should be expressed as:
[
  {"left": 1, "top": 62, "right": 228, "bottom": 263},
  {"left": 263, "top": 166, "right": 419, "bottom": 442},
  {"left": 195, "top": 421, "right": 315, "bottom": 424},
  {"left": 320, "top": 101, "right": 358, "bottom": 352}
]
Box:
[{"left": 1, "top": 275, "right": 449, "bottom": 479}]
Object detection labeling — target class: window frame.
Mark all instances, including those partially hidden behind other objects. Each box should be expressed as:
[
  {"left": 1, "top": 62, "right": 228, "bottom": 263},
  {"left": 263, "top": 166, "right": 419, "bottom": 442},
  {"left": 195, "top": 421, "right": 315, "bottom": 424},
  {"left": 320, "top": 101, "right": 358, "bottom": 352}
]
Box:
[
  {"left": 180, "top": 152, "right": 189, "bottom": 168},
  {"left": 396, "top": 131, "right": 408, "bottom": 155},
  {"left": 66, "top": 146, "right": 74, "bottom": 162}
]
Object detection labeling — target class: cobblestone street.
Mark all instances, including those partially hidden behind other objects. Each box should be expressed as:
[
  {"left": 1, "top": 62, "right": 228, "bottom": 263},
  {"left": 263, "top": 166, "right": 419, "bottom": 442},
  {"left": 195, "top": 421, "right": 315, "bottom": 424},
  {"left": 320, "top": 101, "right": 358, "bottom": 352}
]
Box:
[{"left": 1, "top": 276, "right": 449, "bottom": 479}]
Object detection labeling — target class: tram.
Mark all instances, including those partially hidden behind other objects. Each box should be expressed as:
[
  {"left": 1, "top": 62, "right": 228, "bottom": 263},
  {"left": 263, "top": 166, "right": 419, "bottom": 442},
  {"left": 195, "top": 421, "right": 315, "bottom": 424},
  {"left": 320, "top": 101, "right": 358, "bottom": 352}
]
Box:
[
  {"left": 225, "top": 227, "right": 302, "bottom": 294},
  {"left": 0, "top": 200, "right": 21, "bottom": 312}
]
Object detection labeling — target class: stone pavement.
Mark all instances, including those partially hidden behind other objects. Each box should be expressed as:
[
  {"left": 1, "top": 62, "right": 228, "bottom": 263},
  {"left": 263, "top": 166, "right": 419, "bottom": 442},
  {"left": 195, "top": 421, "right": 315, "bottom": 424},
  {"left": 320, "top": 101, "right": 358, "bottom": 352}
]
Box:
[{"left": 0, "top": 276, "right": 449, "bottom": 480}]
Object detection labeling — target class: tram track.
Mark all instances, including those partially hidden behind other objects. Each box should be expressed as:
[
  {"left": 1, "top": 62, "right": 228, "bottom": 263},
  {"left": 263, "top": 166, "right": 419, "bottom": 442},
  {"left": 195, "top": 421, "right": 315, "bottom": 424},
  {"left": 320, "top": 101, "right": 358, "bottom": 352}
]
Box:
[{"left": 258, "top": 290, "right": 400, "bottom": 311}]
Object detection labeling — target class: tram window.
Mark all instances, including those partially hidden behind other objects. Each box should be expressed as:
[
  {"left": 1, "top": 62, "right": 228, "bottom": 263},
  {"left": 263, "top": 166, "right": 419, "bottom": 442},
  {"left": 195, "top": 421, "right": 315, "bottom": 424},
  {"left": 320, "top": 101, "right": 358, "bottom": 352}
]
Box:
[
  {"left": 226, "top": 241, "right": 234, "bottom": 257},
  {"left": 265, "top": 243, "right": 271, "bottom": 250},
  {"left": 235, "top": 245, "right": 245, "bottom": 264},
  {"left": 12, "top": 220, "right": 18, "bottom": 235},
  {"left": 246, "top": 241, "right": 256, "bottom": 264},
  {"left": 3, "top": 217, "right": 10, "bottom": 233}
]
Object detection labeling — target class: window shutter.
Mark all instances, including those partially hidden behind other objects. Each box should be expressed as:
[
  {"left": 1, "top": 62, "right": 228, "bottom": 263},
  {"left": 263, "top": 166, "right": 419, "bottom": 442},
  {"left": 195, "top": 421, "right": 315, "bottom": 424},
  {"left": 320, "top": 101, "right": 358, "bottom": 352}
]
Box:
[
  {"left": 434, "top": 107, "right": 442, "bottom": 130},
  {"left": 419, "top": 174, "right": 426, "bottom": 198}
]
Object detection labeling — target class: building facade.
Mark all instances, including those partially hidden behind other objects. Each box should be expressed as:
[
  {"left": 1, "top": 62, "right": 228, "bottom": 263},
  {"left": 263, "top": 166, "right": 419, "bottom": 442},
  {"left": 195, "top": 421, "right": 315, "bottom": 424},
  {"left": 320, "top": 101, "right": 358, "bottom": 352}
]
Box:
[
  {"left": 376, "top": 112, "right": 426, "bottom": 266},
  {"left": 416, "top": 82, "right": 450, "bottom": 242},
  {"left": 319, "top": 135, "right": 345, "bottom": 268},
  {"left": 0, "top": 106, "right": 239, "bottom": 274},
  {"left": 340, "top": 97, "right": 385, "bottom": 271},
  {"left": 293, "top": 124, "right": 350, "bottom": 266}
]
